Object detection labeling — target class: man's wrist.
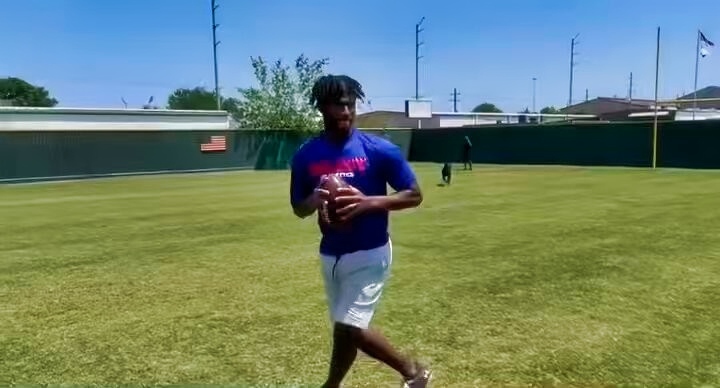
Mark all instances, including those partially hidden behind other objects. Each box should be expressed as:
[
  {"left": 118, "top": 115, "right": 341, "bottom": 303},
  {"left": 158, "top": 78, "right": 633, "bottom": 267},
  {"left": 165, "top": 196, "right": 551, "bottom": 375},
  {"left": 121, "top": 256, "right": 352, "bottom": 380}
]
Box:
[
  {"left": 293, "top": 194, "right": 319, "bottom": 218},
  {"left": 368, "top": 187, "right": 422, "bottom": 212},
  {"left": 304, "top": 195, "right": 321, "bottom": 212},
  {"left": 367, "top": 196, "right": 389, "bottom": 211}
]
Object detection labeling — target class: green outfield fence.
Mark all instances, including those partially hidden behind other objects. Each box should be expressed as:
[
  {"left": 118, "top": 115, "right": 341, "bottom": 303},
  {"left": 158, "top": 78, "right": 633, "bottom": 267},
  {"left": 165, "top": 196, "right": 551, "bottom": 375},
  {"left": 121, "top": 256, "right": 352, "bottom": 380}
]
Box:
[
  {"left": 408, "top": 120, "right": 720, "bottom": 169},
  {"left": 1, "top": 121, "right": 719, "bottom": 183}
]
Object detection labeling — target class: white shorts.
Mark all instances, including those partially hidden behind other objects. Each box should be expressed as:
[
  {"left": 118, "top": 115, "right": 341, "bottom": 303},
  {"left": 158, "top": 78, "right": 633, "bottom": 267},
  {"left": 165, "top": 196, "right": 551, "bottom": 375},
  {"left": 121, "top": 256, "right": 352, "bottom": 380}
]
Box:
[{"left": 320, "top": 240, "right": 393, "bottom": 329}]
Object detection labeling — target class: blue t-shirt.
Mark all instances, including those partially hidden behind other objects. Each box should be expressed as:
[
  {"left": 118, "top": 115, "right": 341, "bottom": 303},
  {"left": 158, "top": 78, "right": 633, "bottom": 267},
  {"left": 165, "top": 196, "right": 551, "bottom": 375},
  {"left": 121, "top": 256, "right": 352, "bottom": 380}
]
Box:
[{"left": 290, "top": 129, "right": 417, "bottom": 256}]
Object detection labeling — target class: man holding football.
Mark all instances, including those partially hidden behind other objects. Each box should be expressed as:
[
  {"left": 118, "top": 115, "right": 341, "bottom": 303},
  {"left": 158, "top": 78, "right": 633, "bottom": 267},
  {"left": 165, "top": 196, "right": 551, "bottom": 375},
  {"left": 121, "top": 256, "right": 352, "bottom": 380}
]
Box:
[{"left": 289, "top": 74, "right": 432, "bottom": 388}]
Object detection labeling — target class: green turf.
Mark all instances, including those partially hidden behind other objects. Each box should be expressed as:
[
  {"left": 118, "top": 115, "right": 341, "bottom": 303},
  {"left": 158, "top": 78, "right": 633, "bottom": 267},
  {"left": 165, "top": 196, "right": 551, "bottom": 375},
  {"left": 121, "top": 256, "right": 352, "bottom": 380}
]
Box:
[{"left": 2, "top": 164, "right": 720, "bottom": 387}]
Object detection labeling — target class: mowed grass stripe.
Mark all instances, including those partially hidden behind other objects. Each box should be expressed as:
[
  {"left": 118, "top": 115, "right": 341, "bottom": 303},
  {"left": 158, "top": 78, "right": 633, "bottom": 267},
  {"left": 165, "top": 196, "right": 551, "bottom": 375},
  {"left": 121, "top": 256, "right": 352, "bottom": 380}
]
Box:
[{"left": 1, "top": 164, "right": 719, "bottom": 386}]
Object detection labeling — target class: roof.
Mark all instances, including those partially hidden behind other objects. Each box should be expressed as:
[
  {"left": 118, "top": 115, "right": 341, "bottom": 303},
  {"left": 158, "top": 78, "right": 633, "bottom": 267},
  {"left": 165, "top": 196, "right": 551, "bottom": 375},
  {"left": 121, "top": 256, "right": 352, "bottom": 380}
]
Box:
[
  {"left": 675, "top": 86, "right": 720, "bottom": 109},
  {"left": 356, "top": 109, "right": 598, "bottom": 129},
  {"left": 354, "top": 110, "right": 434, "bottom": 129},
  {"left": 678, "top": 86, "right": 720, "bottom": 100},
  {"left": 0, "top": 106, "right": 229, "bottom": 116},
  {"left": 551, "top": 86, "right": 720, "bottom": 118},
  {"left": 560, "top": 97, "right": 655, "bottom": 116}
]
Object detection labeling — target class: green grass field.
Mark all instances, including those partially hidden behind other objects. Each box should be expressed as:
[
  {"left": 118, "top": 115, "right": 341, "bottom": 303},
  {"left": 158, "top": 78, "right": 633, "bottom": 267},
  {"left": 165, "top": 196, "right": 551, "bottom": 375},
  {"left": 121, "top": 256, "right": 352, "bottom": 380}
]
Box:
[{"left": 2, "top": 164, "right": 720, "bottom": 387}]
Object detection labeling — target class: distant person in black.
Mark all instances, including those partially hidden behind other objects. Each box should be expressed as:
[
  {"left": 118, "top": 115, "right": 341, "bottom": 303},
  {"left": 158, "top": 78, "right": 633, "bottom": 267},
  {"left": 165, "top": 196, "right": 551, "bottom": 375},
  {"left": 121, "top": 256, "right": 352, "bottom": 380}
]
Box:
[{"left": 462, "top": 136, "right": 473, "bottom": 170}]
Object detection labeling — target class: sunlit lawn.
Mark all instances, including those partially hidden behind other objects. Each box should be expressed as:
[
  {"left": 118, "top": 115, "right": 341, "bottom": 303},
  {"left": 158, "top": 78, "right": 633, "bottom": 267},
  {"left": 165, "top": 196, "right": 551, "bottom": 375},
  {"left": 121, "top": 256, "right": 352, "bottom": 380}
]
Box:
[{"left": 1, "top": 164, "right": 719, "bottom": 387}]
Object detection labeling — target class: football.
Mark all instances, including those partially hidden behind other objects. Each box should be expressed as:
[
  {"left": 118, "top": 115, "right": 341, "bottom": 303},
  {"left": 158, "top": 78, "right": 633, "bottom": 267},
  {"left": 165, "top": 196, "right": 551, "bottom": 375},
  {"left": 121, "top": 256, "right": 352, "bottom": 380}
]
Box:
[{"left": 319, "top": 174, "right": 349, "bottom": 224}]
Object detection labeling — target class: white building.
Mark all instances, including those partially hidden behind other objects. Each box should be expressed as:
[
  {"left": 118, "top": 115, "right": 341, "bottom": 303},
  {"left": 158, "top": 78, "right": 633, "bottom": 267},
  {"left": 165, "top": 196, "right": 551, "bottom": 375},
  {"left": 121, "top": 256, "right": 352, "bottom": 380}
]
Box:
[
  {"left": 628, "top": 108, "right": 720, "bottom": 121},
  {"left": 355, "top": 110, "right": 596, "bottom": 129},
  {"left": 0, "top": 106, "right": 230, "bottom": 131}
]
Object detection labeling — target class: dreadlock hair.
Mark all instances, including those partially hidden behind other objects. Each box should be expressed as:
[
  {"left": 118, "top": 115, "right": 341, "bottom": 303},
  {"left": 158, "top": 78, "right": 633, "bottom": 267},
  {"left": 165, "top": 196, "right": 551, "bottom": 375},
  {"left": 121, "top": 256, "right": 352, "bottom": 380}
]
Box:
[{"left": 310, "top": 74, "right": 365, "bottom": 109}]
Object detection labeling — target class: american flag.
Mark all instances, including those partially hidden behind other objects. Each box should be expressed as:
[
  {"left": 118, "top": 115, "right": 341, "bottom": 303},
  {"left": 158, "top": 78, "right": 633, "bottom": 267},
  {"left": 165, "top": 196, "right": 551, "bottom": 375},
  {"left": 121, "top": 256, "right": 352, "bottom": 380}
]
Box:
[
  {"left": 700, "top": 30, "right": 715, "bottom": 58},
  {"left": 200, "top": 135, "right": 227, "bottom": 152}
]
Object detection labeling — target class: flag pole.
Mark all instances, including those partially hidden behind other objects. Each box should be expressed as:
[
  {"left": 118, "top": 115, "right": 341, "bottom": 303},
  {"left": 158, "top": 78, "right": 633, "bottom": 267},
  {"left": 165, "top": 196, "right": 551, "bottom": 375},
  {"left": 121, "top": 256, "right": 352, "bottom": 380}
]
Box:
[
  {"left": 652, "top": 26, "right": 661, "bottom": 169},
  {"left": 693, "top": 29, "right": 700, "bottom": 120}
]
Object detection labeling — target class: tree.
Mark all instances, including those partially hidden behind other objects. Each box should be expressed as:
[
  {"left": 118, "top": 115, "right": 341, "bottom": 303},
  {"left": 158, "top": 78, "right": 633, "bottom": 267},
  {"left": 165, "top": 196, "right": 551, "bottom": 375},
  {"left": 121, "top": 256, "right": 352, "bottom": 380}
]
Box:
[
  {"left": 472, "top": 102, "right": 502, "bottom": 113},
  {"left": 235, "top": 54, "right": 328, "bottom": 130},
  {"left": 221, "top": 98, "right": 241, "bottom": 122},
  {"left": 166, "top": 86, "right": 241, "bottom": 119},
  {"left": 540, "top": 106, "right": 560, "bottom": 114},
  {"left": 0, "top": 77, "right": 58, "bottom": 107},
  {"left": 168, "top": 87, "right": 217, "bottom": 110}
]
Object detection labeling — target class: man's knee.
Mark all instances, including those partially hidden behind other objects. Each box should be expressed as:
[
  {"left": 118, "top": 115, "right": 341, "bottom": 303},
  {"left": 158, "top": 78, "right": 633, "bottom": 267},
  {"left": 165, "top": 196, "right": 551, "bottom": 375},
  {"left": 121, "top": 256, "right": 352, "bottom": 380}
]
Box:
[{"left": 335, "top": 322, "right": 365, "bottom": 344}]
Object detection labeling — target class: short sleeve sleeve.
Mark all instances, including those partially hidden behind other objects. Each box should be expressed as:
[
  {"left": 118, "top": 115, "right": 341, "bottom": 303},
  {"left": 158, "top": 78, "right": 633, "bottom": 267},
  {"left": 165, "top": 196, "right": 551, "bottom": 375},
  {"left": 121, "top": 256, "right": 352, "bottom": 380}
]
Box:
[
  {"left": 381, "top": 142, "right": 417, "bottom": 192},
  {"left": 290, "top": 151, "right": 311, "bottom": 208}
]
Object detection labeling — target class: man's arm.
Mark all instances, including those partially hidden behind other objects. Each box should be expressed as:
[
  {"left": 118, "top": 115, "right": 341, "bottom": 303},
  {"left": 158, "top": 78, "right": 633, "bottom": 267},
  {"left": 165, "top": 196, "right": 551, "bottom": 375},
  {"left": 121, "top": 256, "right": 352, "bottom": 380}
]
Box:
[
  {"left": 334, "top": 143, "right": 422, "bottom": 221},
  {"left": 376, "top": 144, "right": 422, "bottom": 211},
  {"left": 334, "top": 183, "right": 421, "bottom": 221},
  {"left": 289, "top": 153, "right": 317, "bottom": 218},
  {"left": 369, "top": 182, "right": 422, "bottom": 211},
  {"left": 293, "top": 188, "right": 329, "bottom": 219},
  {"left": 293, "top": 194, "right": 317, "bottom": 218}
]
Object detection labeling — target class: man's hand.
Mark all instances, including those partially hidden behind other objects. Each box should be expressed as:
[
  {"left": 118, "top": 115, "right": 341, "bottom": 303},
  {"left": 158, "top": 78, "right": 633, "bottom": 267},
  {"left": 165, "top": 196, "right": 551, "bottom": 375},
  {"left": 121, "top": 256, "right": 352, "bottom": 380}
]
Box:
[
  {"left": 333, "top": 186, "right": 380, "bottom": 223},
  {"left": 293, "top": 187, "right": 330, "bottom": 218},
  {"left": 309, "top": 187, "right": 331, "bottom": 209},
  {"left": 334, "top": 183, "right": 423, "bottom": 223}
]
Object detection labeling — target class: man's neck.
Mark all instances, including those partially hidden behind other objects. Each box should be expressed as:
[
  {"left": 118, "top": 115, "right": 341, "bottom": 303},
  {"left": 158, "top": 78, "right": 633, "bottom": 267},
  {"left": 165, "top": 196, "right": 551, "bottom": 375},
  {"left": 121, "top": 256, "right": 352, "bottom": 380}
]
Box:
[{"left": 324, "top": 128, "right": 353, "bottom": 144}]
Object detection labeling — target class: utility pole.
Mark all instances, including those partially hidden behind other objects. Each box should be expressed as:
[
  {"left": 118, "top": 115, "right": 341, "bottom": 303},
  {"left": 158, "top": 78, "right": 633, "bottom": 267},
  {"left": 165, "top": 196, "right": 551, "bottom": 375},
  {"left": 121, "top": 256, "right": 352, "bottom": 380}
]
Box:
[
  {"left": 211, "top": 0, "right": 221, "bottom": 110},
  {"left": 449, "top": 88, "right": 460, "bottom": 112},
  {"left": 628, "top": 72, "right": 633, "bottom": 104},
  {"left": 585, "top": 88, "right": 589, "bottom": 102},
  {"left": 415, "top": 17, "right": 425, "bottom": 100},
  {"left": 568, "top": 33, "right": 580, "bottom": 107}
]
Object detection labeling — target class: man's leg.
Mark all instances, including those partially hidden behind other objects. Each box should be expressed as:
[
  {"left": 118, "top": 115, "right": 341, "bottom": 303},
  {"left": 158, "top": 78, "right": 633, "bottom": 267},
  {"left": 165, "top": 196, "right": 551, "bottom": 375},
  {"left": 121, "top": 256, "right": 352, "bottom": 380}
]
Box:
[
  {"left": 322, "top": 324, "right": 358, "bottom": 388},
  {"left": 342, "top": 324, "right": 416, "bottom": 379},
  {"left": 321, "top": 254, "right": 357, "bottom": 388},
  {"left": 323, "top": 323, "right": 420, "bottom": 388},
  {"left": 328, "top": 241, "right": 432, "bottom": 386},
  {"left": 352, "top": 326, "right": 433, "bottom": 387}
]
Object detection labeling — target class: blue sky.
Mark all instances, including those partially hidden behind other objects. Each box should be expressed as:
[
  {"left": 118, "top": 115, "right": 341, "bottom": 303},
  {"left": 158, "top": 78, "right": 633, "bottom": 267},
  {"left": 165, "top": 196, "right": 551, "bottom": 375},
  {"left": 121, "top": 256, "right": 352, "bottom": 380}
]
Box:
[{"left": 1, "top": 0, "right": 719, "bottom": 113}]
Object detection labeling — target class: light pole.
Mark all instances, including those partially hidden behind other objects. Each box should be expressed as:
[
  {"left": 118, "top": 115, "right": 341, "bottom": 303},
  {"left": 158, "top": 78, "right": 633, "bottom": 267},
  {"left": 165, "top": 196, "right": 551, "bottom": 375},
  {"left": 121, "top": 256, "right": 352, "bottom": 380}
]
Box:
[
  {"left": 415, "top": 17, "right": 425, "bottom": 100},
  {"left": 532, "top": 77, "right": 537, "bottom": 113}
]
